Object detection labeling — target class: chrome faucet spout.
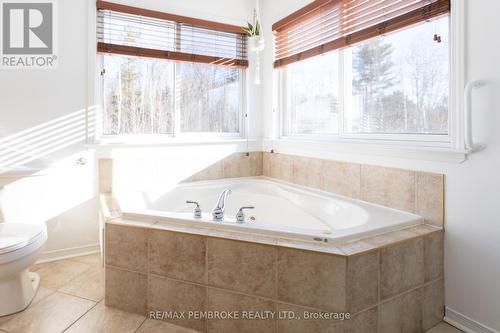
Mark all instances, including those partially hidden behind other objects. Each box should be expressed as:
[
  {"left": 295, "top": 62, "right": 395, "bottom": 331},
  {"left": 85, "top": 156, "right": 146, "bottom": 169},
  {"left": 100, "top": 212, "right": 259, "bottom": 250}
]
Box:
[{"left": 212, "top": 189, "right": 232, "bottom": 221}]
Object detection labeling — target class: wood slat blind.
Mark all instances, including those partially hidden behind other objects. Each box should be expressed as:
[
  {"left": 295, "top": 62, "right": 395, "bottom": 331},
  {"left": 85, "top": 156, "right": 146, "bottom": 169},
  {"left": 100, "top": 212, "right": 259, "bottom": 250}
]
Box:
[
  {"left": 273, "top": 0, "right": 450, "bottom": 68},
  {"left": 96, "top": 1, "right": 248, "bottom": 68}
]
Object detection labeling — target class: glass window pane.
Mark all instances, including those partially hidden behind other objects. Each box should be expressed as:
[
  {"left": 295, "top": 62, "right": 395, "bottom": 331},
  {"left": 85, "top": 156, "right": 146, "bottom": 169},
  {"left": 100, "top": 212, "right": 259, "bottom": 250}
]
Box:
[
  {"left": 178, "top": 62, "right": 241, "bottom": 133},
  {"left": 102, "top": 55, "right": 175, "bottom": 135},
  {"left": 344, "top": 17, "right": 449, "bottom": 135},
  {"left": 286, "top": 52, "right": 339, "bottom": 135}
]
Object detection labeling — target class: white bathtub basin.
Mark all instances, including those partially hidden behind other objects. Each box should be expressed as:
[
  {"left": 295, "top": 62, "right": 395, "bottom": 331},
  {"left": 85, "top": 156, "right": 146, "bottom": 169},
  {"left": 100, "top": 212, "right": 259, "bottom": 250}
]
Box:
[{"left": 114, "top": 177, "right": 423, "bottom": 244}]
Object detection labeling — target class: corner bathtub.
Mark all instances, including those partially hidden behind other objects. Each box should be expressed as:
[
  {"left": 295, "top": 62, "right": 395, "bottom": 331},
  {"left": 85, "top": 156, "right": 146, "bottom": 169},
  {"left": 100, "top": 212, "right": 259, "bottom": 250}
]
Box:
[{"left": 114, "top": 177, "right": 423, "bottom": 245}]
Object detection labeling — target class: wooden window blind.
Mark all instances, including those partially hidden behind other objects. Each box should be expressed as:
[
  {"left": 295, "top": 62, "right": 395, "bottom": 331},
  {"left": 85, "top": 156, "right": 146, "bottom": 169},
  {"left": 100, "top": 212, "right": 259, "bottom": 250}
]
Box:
[
  {"left": 96, "top": 1, "right": 248, "bottom": 68},
  {"left": 273, "top": 0, "right": 450, "bottom": 68}
]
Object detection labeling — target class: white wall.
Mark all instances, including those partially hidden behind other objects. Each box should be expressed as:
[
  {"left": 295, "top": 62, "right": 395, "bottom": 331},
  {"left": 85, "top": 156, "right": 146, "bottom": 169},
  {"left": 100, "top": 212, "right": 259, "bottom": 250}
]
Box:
[
  {"left": 0, "top": 0, "right": 255, "bottom": 259},
  {"left": 0, "top": 0, "right": 99, "bottom": 259},
  {"left": 260, "top": 0, "right": 500, "bottom": 331}
]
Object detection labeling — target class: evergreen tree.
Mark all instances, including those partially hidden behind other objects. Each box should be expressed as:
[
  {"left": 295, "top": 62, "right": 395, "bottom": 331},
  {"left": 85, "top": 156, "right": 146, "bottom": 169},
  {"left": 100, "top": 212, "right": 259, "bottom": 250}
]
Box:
[{"left": 352, "top": 38, "right": 395, "bottom": 132}]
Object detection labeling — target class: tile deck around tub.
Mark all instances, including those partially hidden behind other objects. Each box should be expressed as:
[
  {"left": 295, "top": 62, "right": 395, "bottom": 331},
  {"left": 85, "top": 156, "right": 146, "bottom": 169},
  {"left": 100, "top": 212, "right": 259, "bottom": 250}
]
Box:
[
  {"left": 103, "top": 218, "right": 444, "bottom": 332},
  {"left": 0, "top": 253, "right": 460, "bottom": 333},
  {"left": 104, "top": 209, "right": 442, "bottom": 258},
  {"left": 97, "top": 160, "right": 446, "bottom": 332}
]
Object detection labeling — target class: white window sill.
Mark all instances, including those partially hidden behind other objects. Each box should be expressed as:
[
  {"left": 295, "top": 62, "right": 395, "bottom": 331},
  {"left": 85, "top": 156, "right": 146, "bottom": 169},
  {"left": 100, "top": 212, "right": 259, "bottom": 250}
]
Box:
[
  {"left": 84, "top": 138, "right": 259, "bottom": 150},
  {"left": 263, "top": 138, "right": 468, "bottom": 164},
  {"left": 83, "top": 137, "right": 468, "bottom": 163}
]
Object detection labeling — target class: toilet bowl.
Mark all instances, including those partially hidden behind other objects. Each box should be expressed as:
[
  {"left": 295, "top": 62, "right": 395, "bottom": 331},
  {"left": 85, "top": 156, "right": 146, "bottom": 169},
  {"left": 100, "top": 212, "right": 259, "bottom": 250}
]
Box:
[{"left": 0, "top": 222, "right": 47, "bottom": 317}]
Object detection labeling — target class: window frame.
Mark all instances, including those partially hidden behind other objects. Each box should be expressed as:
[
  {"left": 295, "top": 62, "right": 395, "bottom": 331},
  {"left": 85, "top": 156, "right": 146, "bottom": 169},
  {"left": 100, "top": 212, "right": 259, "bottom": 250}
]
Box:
[
  {"left": 94, "top": 54, "right": 247, "bottom": 143},
  {"left": 278, "top": 16, "right": 455, "bottom": 150}
]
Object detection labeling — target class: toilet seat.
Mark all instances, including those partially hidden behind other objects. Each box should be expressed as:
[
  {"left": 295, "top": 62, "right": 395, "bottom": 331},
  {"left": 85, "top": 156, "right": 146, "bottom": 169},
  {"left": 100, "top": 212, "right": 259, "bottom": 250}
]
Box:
[
  {"left": 0, "top": 223, "right": 47, "bottom": 265},
  {"left": 0, "top": 223, "right": 45, "bottom": 254}
]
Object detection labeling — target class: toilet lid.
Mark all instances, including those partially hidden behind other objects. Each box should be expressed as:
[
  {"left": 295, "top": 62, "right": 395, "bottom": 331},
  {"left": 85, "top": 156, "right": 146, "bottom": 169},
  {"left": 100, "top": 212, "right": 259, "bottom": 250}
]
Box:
[{"left": 0, "top": 223, "right": 46, "bottom": 255}]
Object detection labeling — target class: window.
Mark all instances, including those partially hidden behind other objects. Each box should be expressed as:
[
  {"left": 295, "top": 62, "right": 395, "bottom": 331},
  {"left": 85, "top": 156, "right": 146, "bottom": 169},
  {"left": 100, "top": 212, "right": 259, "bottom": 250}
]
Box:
[
  {"left": 344, "top": 18, "right": 449, "bottom": 135},
  {"left": 284, "top": 52, "right": 339, "bottom": 135},
  {"left": 102, "top": 56, "right": 242, "bottom": 136},
  {"left": 96, "top": 1, "right": 247, "bottom": 138},
  {"left": 178, "top": 62, "right": 241, "bottom": 133},
  {"left": 103, "top": 56, "right": 175, "bottom": 135},
  {"left": 275, "top": 0, "right": 451, "bottom": 145},
  {"left": 282, "top": 18, "right": 450, "bottom": 139}
]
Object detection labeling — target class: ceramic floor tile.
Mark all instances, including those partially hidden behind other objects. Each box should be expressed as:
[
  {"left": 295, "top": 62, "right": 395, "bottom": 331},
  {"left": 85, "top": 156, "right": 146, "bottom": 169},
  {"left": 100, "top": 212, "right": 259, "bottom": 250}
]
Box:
[
  {"left": 59, "top": 265, "right": 105, "bottom": 301},
  {"left": 425, "top": 322, "right": 464, "bottom": 333},
  {"left": 65, "top": 301, "right": 145, "bottom": 333},
  {"left": 31, "top": 259, "right": 91, "bottom": 290},
  {"left": 136, "top": 319, "right": 200, "bottom": 333},
  {"left": 0, "top": 292, "right": 96, "bottom": 333},
  {"left": 0, "top": 287, "right": 56, "bottom": 326}
]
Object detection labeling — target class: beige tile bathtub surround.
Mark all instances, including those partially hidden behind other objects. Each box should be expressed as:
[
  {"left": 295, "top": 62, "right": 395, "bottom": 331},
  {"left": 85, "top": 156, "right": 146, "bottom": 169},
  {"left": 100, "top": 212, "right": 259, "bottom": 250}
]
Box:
[
  {"left": 263, "top": 152, "right": 294, "bottom": 182},
  {"left": 105, "top": 222, "right": 148, "bottom": 272},
  {"left": 361, "top": 164, "right": 416, "bottom": 212},
  {"left": 346, "top": 307, "right": 378, "bottom": 333},
  {"left": 380, "top": 237, "right": 424, "bottom": 300},
  {"left": 346, "top": 250, "right": 379, "bottom": 313},
  {"left": 416, "top": 172, "right": 445, "bottom": 226},
  {"left": 149, "top": 230, "right": 207, "bottom": 284},
  {"left": 277, "top": 247, "right": 346, "bottom": 312},
  {"left": 207, "top": 288, "right": 275, "bottom": 333},
  {"left": 425, "top": 230, "right": 445, "bottom": 283},
  {"left": 99, "top": 151, "right": 444, "bottom": 226},
  {"left": 184, "top": 152, "right": 263, "bottom": 182},
  {"left": 184, "top": 160, "right": 224, "bottom": 182},
  {"left": 99, "top": 150, "right": 445, "bottom": 332},
  {"left": 222, "top": 152, "right": 263, "bottom": 178},
  {"left": 98, "top": 158, "right": 113, "bottom": 193},
  {"left": 423, "top": 279, "right": 445, "bottom": 331},
  {"left": 277, "top": 303, "right": 344, "bottom": 333},
  {"left": 292, "top": 155, "right": 324, "bottom": 188},
  {"left": 323, "top": 159, "right": 362, "bottom": 198},
  {"left": 378, "top": 288, "right": 423, "bottom": 333},
  {"left": 102, "top": 221, "right": 443, "bottom": 332},
  {"left": 105, "top": 266, "right": 147, "bottom": 315},
  {"left": 207, "top": 238, "right": 276, "bottom": 298},
  {"left": 148, "top": 275, "right": 207, "bottom": 332},
  {"left": 260, "top": 152, "right": 444, "bottom": 226}
]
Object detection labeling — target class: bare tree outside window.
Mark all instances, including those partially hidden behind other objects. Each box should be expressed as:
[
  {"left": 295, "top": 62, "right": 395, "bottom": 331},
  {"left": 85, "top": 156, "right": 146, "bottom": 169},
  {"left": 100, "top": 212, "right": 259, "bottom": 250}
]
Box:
[
  {"left": 345, "top": 17, "right": 449, "bottom": 135},
  {"left": 102, "top": 56, "right": 242, "bottom": 136},
  {"left": 179, "top": 63, "right": 240, "bottom": 133},
  {"left": 103, "top": 56, "right": 175, "bottom": 135}
]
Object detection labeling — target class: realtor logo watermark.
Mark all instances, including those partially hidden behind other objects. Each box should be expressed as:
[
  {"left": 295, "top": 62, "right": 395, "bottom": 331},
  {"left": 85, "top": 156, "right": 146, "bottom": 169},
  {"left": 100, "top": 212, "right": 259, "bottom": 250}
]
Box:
[{"left": 1, "top": 0, "right": 57, "bottom": 68}]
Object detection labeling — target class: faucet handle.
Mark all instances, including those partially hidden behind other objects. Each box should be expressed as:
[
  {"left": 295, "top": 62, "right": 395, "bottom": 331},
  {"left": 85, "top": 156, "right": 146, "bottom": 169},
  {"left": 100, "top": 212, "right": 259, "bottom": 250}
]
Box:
[
  {"left": 186, "top": 201, "right": 202, "bottom": 218},
  {"left": 236, "top": 206, "right": 255, "bottom": 224}
]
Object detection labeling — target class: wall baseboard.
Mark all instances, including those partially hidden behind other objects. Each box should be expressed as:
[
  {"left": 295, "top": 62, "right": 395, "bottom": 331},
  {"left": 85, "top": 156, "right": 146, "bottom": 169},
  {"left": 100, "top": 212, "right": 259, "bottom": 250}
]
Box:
[
  {"left": 445, "top": 307, "right": 499, "bottom": 333},
  {"left": 36, "top": 243, "right": 100, "bottom": 264}
]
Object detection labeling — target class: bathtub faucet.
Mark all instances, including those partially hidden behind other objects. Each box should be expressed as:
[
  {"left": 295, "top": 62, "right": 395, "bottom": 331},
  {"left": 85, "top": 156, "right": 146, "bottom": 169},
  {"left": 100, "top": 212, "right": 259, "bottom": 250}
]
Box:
[{"left": 212, "top": 189, "right": 232, "bottom": 221}]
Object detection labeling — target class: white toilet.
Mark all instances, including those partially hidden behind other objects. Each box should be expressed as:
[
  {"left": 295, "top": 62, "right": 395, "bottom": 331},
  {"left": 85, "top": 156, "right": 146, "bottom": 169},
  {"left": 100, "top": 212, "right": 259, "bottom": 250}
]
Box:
[{"left": 0, "top": 222, "right": 47, "bottom": 316}]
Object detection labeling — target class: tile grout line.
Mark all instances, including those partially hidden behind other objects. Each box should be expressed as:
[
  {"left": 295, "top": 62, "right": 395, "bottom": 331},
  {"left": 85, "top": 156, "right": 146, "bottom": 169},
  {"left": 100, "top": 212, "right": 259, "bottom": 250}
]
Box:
[
  {"left": 61, "top": 299, "right": 100, "bottom": 333},
  {"left": 205, "top": 237, "right": 209, "bottom": 333},
  {"left": 146, "top": 229, "right": 150, "bottom": 323},
  {"left": 274, "top": 246, "right": 278, "bottom": 333},
  {"left": 56, "top": 289, "right": 103, "bottom": 303},
  {"left": 377, "top": 248, "right": 381, "bottom": 332},
  {"left": 133, "top": 317, "right": 148, "bottom": 333}
]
